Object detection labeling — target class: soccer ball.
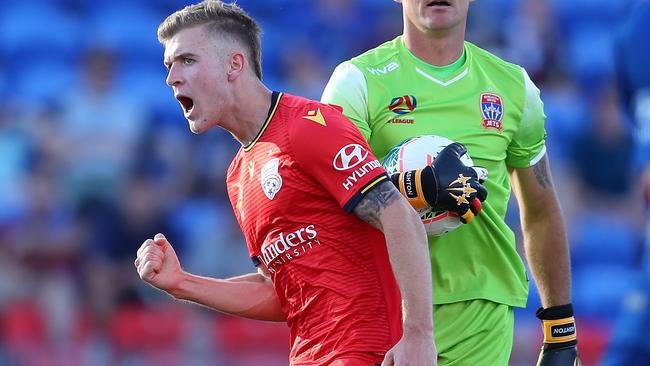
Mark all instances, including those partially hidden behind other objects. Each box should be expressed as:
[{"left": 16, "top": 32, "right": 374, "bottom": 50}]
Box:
[{"left": 382, "top": 135, "right": 475, "bottom": 237}]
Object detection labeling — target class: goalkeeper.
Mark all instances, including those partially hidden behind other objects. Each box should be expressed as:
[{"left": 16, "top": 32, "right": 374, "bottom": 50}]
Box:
[{"left": 321, "top": 0, "right": 578, "bottom": 365}]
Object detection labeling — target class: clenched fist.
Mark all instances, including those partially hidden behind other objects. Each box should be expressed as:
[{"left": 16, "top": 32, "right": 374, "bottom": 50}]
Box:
[{"left": 134, "top": 233, "right": 183, "bottom": 292}]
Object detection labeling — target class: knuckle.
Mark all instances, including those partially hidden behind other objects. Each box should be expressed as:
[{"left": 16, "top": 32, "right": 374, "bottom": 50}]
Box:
[
  {"left": 140, "top": 239, "right": 153, "bottom": 249},
  {"left": 143, "top": 246, "right": 161, "bottom": 258},
  {"left": 138, "top": 269, "right": 148, "bottom": 280},
  {"left": 143, "top": 253, "right": 159, "bottom": 262}
]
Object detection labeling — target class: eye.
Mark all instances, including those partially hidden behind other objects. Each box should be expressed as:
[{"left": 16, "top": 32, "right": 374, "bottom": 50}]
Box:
[{"left": 183, "top": 57, "right": 195, "bottom": 66}]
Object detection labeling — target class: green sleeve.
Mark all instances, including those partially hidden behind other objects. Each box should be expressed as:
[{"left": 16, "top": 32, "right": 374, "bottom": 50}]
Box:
[
  {"left": 506, "top": 67, "right": 548, "bottom": 168},
  {"left": 320, "top": 62, "right": 372, "bottom": 140}
]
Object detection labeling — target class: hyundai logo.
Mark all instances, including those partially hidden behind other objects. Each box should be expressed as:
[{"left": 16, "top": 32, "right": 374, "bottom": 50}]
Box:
[{"left": 333, "top": 144, "right": 369, "bottom": 171}]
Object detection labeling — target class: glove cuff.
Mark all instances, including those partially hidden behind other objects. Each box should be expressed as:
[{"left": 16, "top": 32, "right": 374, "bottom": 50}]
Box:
[
  {"left": 536, "top": 303, "right": 573, "bottom": 320},
  {"left": 536, "top": 304, "right": 577, "bottom": 349},
  {"left": 390, "top": 168, "right": 435, "bottom": 210}
]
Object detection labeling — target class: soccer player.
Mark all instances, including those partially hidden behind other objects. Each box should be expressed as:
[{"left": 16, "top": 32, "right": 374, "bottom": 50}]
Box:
[
  {"left": 321, "top": 1, "right": 579, "bottom": 365},
  {"left": 132, "top": 1, "right": 485, "bottom": 364}
]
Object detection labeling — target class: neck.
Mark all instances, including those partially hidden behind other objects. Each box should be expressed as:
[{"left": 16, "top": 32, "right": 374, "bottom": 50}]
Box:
[
  {"left": 223, "top": 79, "right": 272, "bottom": 146},
  {"left": 402, "top": 21, "right": 466, "bottom": 66}
]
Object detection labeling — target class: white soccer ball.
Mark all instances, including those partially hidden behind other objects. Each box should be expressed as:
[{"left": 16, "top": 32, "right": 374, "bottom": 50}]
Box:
[{"left": 382, "top": 135, "right": 475, "bottom": 237}]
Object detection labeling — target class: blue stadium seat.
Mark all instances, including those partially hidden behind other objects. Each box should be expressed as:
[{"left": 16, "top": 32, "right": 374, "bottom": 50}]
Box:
[
  {"left": 566, "top": 24, "right": 616, "bottom": 89},
  {"left": 15, "top": 59, "right": 76, "bottom": 105},
  {"left": 542, "top": 85, "right": 590, "bottom": 161},
  {"left": 573, "top": 266, "right": 639, "bottom": 320},
  {"left": 551, "top": 0, "right": 633, "bottom": 89},
  {"left": 116, "top": 64, "right": 171, "bottom": 112},
  {"left": 552, "top": 0, "right": 632, "bottom": 31},
  {"left": 84, "top": 4, "right": 162, "bottom": 66},
  {"left": 570, "top": 213, "right": 641, "bottom": 269},
  {"left": 0, "top": 3, "right": 81, "bottom": 63}
]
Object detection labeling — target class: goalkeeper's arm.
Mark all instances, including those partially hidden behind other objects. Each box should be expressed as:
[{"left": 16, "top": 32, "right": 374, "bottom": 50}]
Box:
[
  {"left": 389, "top": 143, "right": 488, "bottom": 224},
  {"left": 509, "top": 155, "right": 579, "bottom": 365}
]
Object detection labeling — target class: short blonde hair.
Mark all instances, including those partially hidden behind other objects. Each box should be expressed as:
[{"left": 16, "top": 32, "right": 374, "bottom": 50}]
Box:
[{"left": 158, "top": 0, "right": 262, "bottom": 79}]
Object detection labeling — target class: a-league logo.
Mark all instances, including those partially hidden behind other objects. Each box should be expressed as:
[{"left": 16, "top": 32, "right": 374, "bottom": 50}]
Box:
[{"left": 388, "top": 95, "right": 417, "bottom": 115}]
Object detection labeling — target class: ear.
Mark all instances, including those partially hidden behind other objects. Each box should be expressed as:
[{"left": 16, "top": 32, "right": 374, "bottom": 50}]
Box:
[{"left": 227, "top": 52, "right": 245, "bottom": 81}]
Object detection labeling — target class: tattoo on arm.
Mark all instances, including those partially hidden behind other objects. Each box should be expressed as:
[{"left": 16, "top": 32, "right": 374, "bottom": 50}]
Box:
[
  {"left": 353, "top": 180, "right": 401, "bottom": 230},
  {"left": 533, "top": 156, "right": 551, "bottom": 189}
]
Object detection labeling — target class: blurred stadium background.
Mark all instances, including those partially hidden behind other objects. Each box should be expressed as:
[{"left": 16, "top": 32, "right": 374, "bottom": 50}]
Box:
[{"left": 0, "top": 0, "right": 644, "bottom": 365}]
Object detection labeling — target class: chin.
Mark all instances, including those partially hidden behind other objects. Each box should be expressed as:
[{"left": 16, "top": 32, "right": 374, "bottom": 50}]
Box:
[
  {"left": 420, "top": 20, "right": 455, "bottom": 34},
  {"left": 187, "top": 120, "right": 203, "bottom": 134}
]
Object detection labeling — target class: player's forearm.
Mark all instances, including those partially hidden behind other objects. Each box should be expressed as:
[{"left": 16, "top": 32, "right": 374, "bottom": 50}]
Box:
[
  {"left": 169, "top": 272, "right": 286, "bottom": 321},
  {"left": 381, "top": 200, "right": 435, "bottom": 335},
  {"left": 522, "top": 201, "right": 572, "bottom": 308},
  {"left": 511, "top": 159, "right": 572, "bottom": 308},
  {"left": 353, "top": 181, "right": 434, "bottom": 334}
]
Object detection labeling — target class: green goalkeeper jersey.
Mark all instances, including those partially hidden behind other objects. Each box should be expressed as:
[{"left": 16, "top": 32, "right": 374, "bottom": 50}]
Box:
[{"left": 322, "top": 36, "right": 548, "bottom": 307}]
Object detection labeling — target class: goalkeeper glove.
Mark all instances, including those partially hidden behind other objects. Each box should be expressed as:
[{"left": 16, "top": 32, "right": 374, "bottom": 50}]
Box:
[
  {"left": 536, "top": 304, "right": 581, "bottom": 366},
  {"left": 390, "top": 142, "right": 488, "bottom": 223}
]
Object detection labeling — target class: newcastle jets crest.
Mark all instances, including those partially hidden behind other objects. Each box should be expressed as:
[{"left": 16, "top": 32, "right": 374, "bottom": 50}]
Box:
[
  {"left": 480, "top": 92, "right": 504, "bottom": 132},
  {"left": 260, "top": 158, "right": 282, "bottom": 200}
]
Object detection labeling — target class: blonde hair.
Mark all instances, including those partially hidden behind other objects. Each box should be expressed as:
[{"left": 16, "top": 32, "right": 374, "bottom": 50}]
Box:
[{"left": 158, "top": 0, "right": 262, "bottom": 79}]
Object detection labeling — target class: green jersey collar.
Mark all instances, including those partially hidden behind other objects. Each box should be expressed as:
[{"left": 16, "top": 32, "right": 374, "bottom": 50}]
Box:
[{"left": 398, "top": 36, "right": 470, "bottom": 86}]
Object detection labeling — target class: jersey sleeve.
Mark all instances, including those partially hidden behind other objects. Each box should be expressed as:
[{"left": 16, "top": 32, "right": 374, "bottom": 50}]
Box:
[
  {"left": 289, "top": 103, "right": 388, "bottom": 212},
  {"left": 506, "top": 67, "right": 548, "bottom": 168},
  {"left": 321, "top": 62, "right": 372, "bottom": 141}
]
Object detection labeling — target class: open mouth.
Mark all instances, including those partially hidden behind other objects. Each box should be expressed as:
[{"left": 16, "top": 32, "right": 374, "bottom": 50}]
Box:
[
  {"left": 427, "top": 1, "right": 451, "bottom": 6},
  {"left": 176, "top": 95, "right": 194, "bottom": 115}
]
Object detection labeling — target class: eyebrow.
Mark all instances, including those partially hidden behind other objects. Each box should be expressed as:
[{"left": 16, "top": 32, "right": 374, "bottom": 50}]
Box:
[{"left": 163, "top": 52, "right": 197, "bottom": 69}]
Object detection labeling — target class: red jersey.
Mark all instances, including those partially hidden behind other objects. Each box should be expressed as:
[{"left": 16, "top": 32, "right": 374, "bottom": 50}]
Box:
[{"left": 226, "top": 92, "right": 402, "bottom": 365}]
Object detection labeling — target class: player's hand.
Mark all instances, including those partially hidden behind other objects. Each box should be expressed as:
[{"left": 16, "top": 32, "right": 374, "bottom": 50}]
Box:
[
  {"left": 381, "top": 332, "right": 437, "bottom": 366},
  {"left": 428, "top": 142, "right": 488, "bottom": 223},
  {"left": 134, "top": 233, "right": 183, "bottom": 292},
  {"left": 389, "top": 142, "right": 488, "bottom": 223},
  {"left": 535, "top": 304, "right": 581, "bottom": 366}
]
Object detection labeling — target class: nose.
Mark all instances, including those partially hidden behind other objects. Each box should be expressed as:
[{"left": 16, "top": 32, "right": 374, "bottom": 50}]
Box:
[{"left": 166, "top": 63, "right": 182, "bottom": 87}]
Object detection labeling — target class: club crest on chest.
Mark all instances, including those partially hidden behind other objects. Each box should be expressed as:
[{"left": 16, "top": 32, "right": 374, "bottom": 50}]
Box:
[
  {"left": 260, "top": 158, "right": 282, "bottom": 200},
  {"left": 480, "top": 92, "right": 504, "bottom": 132}
]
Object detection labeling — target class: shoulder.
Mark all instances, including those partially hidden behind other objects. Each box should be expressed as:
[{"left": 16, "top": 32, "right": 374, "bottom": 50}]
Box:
[
  {"left": 466, "top": 41, "right": 526, "bottom": 84},
  {"left": 280, "top": 93, "right": 349, "bottom": 135},
  {"left": 466, "top": 42, "right": 521, "bottom": 73},
  {"left": 323, "top": 61, "right": 366, "bottom": 101},
  {"left": 280, "top": 93, "right": 343, "bottom": 118},
  {"left": 329, "top": 61, "right": 365, "bottom": 81},
  {"left": 349, "top": 36, "right": 402, "bottom": 68}
]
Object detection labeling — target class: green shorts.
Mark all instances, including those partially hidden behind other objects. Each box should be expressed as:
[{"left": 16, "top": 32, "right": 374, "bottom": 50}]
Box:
[{"left": 434, "top": 299, "right": 514, "bottom": 366}]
